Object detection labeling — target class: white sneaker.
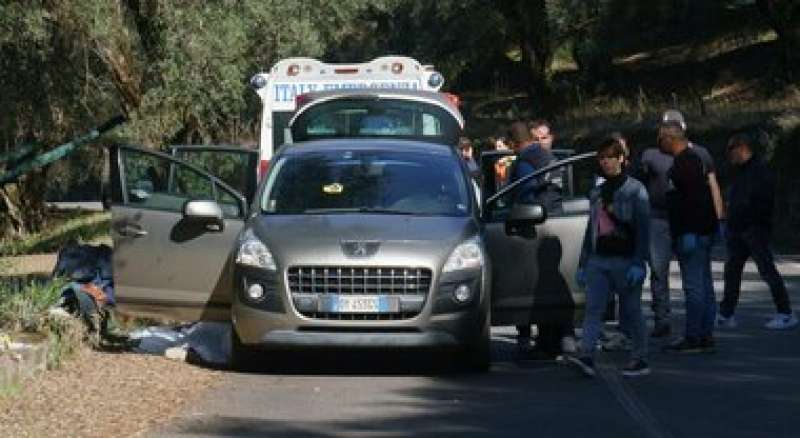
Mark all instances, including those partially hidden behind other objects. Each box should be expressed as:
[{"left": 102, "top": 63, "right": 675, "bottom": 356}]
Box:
[
  {"left": 715, "top": 313, "right": 737, "bottom": 329},
  {"left": 764, "top": 313, "right": 799, "bottom": 330},
  {"left": 561, "top": 336, "right": 578, "bottom": 354}
]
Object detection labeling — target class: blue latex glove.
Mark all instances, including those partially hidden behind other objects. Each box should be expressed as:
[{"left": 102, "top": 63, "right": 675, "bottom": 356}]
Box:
[
  {"left": 575, "top": 268, "right": 587, "bottom": 288},
  {"left": 678, "top": 233, "right": 699, "bottom": 255},
  {"left": 626, "top": 264, "right": 646, "bottom": 287}
]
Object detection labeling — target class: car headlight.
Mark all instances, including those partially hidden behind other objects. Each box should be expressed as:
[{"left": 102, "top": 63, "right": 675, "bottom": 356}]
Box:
[
  {"left": 236, "top": 229, "right": 276, "bottom": 270},
  {"left": 442, "top": 237, "right": 484, "bottom": 273}
]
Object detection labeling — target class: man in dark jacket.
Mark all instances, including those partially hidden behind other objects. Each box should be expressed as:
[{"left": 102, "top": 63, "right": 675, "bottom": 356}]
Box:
[
  {"left": 507, "top": 121, "right": 567, "bottom": 357},
  {"left": 510, "top": 121, "right": 562, "bottom": 212},
  {"left": 658, "top": 122, "right": 718, "bottom": 353},
  {"left": 717, "top": 132, "right": 797, "bottom": 330}
]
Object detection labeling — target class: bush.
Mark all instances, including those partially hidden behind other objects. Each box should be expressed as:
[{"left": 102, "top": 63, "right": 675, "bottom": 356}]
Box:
[{"left": 0, "top": 279, "right": 87, "bottom": 369}]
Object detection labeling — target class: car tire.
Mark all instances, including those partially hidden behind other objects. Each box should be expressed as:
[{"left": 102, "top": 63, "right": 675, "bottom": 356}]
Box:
[
  {"left": 230, "top": 327, "right": 256, "bottom": 371},
  {"left": 460, "top": 315, "right": 491, "bottom": 373}
]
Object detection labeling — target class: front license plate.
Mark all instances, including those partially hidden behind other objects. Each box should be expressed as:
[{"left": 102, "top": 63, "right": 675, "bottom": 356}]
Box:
[{"left": 322, "top": 295, "right": 395, "bottom": 313}]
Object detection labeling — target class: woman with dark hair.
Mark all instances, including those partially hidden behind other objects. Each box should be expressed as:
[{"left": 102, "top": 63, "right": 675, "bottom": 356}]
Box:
[{"left": 568, "top": 136, "right": 651, "bottom": 378}]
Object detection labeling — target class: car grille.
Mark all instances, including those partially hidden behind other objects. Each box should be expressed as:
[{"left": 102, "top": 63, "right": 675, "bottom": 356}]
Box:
[{"left": 287, "top": 266, "right": 432, "bottom": 320}]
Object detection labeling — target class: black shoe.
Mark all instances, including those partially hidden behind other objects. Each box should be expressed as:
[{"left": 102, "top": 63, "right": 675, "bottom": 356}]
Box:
[
  {"left": 650, "top": 324, "right": 671, "bottom": 338},
  {"left": 662, "top": 337, "right": 705, "bottom": 354},
  {"left": 621, "top": 359, "right": 651, "bottom": 377},
  {"left": 699, "top": 336, "right": 716, "bottom": 353},
  {"left": 567, "top": 355, "right": 596, "bottom": 377},
  {"left": 518, "top": 347, "right": 559, "bottom": 361}
]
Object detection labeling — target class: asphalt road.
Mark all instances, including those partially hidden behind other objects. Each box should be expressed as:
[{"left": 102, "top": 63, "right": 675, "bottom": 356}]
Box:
[{"left": 153, "top": 254, "right": 800, "bottom": 438}]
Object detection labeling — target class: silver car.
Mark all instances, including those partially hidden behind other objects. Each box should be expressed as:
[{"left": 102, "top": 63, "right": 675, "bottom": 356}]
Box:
[{"left": 107, "top": 97, "right": 593, "bottom": 373}]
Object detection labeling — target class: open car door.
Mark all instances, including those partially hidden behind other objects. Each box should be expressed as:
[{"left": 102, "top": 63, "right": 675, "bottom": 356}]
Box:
[
  {"left": 481, "top": 150, "right": 596, "bottom": 328},
  {"left": 108, "top": 145, "right": 249, "bottom": 321}
]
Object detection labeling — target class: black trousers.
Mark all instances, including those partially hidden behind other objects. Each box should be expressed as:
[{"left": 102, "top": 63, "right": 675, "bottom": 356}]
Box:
[{"left": 720, "top": 227, "right": 791, "bottom": 317}]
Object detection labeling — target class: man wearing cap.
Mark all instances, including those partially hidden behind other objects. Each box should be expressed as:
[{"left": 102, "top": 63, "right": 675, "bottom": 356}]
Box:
[
  {"left": 636, "top": 110, "right": 724, "bottom": 338},
  {"left": 717, "top": 132, "right": 797, "bottom": 330}
]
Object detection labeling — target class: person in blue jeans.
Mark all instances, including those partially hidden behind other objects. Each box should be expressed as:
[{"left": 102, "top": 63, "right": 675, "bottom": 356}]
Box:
[
  {"left": 658, "top": 122, "right": 718, "bottom": 353},
  {"left": 569, "top": 136, "right": 651, "bottom": 377}
]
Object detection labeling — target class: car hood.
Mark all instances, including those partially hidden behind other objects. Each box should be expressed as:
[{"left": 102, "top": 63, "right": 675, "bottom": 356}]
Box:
[{"left": 248, "top": 214, "right": 476, "bottom": 269}]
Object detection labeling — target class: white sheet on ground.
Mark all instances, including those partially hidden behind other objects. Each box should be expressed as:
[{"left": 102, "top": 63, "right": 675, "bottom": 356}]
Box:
[{"left": 129, "top": 322, "right": 231, "bottom": 365}]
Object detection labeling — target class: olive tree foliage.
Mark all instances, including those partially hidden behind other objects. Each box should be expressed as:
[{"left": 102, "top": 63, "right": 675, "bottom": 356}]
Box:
[
  {"left": 755, "top": 0, "right": 800, "bottom": 81},
  {"left": 0, "top": 0, "right": 381, "bottom": 237}
]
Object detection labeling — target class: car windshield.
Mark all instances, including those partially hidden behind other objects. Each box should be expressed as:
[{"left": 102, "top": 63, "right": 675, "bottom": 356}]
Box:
[
  {"left": 290, "top": 98, "right": 460, "bottom": 145},
  {"left": 261, "top": 148, "right": 469, "bottom": 216}
]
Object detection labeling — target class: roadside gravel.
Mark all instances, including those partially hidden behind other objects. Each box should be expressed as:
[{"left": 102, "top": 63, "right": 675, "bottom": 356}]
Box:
[{"left": 0, "top": 349, "right": 223, "bottom": 437}]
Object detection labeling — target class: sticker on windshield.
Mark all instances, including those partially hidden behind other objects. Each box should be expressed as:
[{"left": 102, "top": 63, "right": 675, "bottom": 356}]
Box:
[{"left": 323, "top": 183, "right": 344, "bottom": 194}]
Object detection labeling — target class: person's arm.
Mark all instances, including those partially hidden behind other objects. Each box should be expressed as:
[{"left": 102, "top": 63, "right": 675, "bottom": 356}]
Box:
[
  {"left": 633, "top": 184, "right": 651, "bottom": 267},
  {"left": 707, "top": 172, "right": 726, "bottom": 220},
  {"left": 579, "top": 204, "right": 593, "bottom": 269}
]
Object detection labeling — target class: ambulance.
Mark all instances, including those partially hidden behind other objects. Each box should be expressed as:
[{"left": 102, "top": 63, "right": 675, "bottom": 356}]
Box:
[{"left": 249, "top": 56, "right": 448, "bottom": 177}]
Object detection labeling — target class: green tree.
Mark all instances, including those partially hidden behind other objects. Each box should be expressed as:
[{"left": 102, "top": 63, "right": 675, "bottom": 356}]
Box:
[
  {"left": 756, "top": 0, "right": 800, "bottom": 81},
  {"left": 0, "top": 0, "right": 380, "bottom": 237}
]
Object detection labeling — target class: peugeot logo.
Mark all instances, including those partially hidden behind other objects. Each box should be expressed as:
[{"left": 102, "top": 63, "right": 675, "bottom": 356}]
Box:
[{"left": 341, "top": 240, "right": 380, "bottom": 258}]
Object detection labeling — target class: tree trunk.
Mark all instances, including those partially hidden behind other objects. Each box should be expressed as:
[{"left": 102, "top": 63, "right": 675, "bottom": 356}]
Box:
[
  {"left": 757, "top": 0, "right": 800, "bottom": 82},
  {"left": 0, "top": 186, "right": 27, "bottom": 238},
  {"left": 499, "top": 0, "right": 554, "bottom": 114}
]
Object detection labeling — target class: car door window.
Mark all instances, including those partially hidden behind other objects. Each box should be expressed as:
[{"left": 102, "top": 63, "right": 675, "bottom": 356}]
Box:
[
  {"left": 171, "top": 148, "right": 258, "bottom": 203},
  {"left": 120, "top": 148, "right": 243, "bottom": 218},
  {"left": 481, "top": 150, "right": 596, "bottom": 221}
]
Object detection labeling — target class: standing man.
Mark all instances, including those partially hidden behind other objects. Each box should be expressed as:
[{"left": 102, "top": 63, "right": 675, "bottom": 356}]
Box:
[
  {"left": 637, "top": 110, "right": 724, "bottom": 338},
  {"left": 569, "top": 136, "right": 651, "bottom": 377},
  {"left": 508, "top": 120, "right": 565, "bottom": 356},
  {"left": 658, "top": 122, "right": 718, "bottom": 353},
  {"left": 717, "top": 132, "right": 797, "bottom": 329}
]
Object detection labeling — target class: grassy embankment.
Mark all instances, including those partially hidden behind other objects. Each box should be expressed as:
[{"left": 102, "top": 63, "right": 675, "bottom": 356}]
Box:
[{"left": 0, "top": 210, "right": 111, "bottom": 395}]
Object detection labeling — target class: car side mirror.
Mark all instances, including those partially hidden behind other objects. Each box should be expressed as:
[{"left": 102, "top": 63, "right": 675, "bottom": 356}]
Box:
[
  {"left": 505, "top": 202, "right": 547, "bottom": 238},
  {"left": 183, "top": 200, "right": 225, "bottom": 231}
]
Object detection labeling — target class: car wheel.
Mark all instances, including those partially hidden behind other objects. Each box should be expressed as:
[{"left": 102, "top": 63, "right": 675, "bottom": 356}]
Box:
[
  {"left": 230, "top": 327, "right": 256, "bottom": 371},
  {"left": 460, "top": 316, "right": 491, "bottom": 373}
]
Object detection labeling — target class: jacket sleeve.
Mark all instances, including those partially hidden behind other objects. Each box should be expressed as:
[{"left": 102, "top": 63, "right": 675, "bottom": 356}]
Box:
[
  {"left": 579, "top": 193, "right": 596, "bottom": 269},
  {"left": 633, "top": 184, "right": 651, "bottom": 268}
]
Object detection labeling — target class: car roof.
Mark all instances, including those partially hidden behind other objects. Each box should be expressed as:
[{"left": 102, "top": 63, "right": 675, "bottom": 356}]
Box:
[
  {"left": 278, "top": 138, "right": 457, "bottom": 157},
  {"left": 291, "top": 89, "right": 464, "bottom": 128}
]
